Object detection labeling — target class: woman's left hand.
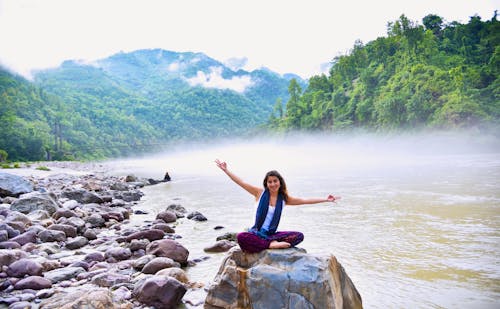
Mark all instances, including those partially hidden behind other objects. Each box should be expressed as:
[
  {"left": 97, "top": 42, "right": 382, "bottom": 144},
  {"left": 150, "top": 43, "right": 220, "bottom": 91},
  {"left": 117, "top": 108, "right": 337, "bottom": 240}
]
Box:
[{"left": 327, "top": 195, "right": 341, "bottom": 202}]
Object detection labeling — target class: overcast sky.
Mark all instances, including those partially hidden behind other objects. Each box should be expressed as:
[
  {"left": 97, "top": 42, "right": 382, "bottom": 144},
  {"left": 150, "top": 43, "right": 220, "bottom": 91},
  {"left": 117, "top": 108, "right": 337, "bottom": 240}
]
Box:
[{"left": 0, "top": 0, "right": 498, "bottom": 79}]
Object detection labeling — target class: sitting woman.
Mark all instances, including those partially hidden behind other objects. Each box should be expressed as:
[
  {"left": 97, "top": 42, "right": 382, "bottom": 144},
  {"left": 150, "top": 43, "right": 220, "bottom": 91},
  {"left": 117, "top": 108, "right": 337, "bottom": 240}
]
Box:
[{"left": 215, "top": 159, "right": 340, "bottom": 253}]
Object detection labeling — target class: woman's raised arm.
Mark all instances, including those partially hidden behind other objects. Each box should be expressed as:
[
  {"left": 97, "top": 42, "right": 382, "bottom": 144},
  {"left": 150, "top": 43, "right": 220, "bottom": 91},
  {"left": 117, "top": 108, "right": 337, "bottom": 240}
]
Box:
[
  {"left": 286, "top": 194, "right": 341, "bottom": 206},
  {"left": 215, "top": 159, "right": 261, "bottom": 198}
]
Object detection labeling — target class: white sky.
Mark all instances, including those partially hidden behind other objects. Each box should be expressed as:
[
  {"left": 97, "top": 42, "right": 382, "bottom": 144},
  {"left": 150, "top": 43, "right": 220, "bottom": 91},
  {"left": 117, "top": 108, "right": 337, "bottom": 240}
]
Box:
[{"left": 0, "top": 0, "right": 498, "bottom": 79}]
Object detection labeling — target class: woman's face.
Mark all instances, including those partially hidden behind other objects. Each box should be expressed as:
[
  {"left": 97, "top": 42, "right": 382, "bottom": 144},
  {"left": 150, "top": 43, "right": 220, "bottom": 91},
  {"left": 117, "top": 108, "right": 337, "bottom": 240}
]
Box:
[{"left": 266, "top": 176, "right": 281, "bottom": 193}]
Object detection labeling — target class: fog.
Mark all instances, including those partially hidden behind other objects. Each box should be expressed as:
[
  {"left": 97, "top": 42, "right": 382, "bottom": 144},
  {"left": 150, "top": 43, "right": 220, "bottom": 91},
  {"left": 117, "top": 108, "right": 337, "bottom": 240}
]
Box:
[{"left": 105, "top": 130, "right": 500, "bottom": 180}]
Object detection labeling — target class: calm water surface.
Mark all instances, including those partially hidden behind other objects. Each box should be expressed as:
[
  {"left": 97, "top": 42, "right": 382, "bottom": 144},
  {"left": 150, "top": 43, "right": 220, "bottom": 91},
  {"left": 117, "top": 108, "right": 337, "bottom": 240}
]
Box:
[{"left": 107, "top": 133, "right": 500, "bottom": 308}]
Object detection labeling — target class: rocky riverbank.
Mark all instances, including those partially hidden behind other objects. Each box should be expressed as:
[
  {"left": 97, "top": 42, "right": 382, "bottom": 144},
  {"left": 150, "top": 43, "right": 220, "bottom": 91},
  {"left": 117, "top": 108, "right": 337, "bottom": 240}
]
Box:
[{"left": 0, "top": 162, "right": 235, "bottom": 308}]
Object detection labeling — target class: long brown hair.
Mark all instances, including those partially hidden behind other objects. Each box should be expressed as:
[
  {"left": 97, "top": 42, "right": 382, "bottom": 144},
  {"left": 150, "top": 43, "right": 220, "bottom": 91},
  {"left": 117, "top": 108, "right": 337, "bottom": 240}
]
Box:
[{"left": 263, "top": 170, "right": 289, "bottom": 202}]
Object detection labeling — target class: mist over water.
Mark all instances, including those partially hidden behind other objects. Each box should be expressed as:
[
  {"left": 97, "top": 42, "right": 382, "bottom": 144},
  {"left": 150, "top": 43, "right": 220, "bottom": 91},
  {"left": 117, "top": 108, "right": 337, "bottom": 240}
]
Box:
[{"left": 106, "top": 131, "right": 500, "bottom": 308}]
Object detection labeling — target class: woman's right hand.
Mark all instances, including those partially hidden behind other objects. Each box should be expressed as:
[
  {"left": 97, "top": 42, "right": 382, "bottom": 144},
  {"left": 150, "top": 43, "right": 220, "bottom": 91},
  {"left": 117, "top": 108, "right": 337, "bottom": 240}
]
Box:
[{"left": 215, "top": 159, "right": 227, "bottom": 172}]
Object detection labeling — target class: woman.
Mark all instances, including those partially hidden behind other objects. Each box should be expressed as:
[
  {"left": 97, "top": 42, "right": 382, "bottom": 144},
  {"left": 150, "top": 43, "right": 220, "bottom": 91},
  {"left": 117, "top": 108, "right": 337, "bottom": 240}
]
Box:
[{"left": 215, "top": 159, "right": 340, "bottom": 253}]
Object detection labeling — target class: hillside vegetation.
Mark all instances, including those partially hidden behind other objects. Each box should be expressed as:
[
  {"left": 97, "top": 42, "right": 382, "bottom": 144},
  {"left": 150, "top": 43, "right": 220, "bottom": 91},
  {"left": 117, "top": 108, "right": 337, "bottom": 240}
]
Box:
[
  {"left": 0, "top": 50, "right": 299, "bottom": 161},
  {"left": 270, "top": 13, "right": 499, "bottom": 131}
]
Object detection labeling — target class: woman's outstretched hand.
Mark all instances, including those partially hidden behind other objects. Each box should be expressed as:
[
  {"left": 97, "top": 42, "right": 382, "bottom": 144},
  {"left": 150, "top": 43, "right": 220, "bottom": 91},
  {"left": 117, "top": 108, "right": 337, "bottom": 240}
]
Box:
[
  {"left": 215, "top": 159, "right": 228, "bottom": 172},
  {"left": 327, "top": 195, "right": 341, "bottom": 202}
]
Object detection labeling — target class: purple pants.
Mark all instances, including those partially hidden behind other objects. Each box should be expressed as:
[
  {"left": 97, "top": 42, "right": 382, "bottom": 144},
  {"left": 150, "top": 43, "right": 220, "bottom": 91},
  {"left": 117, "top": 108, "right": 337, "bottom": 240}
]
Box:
[{"left": 236, "top": 231, "right": 304, "bottom": 253}]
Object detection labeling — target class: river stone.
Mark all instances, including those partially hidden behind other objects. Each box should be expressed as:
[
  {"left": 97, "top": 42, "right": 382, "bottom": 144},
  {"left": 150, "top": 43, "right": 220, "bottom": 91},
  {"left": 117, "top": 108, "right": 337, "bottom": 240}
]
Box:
[
  {"left": 133, "top": 276, "right": 186, "bottom": 309},
  {"left": 125, "top": 229, "right": 165, "bottom": 242},
  {"left": 10, "top": 192, "right": 60, "bottom": 215},
  {"left": 60, "top": 189, "right": 104, "bottom": 204},
  {"left": 91, "top": 272, "right": 130, "bottom": 287},
  {"left": 0, "top": 241, "right": 21, "bottom": 249},
  {"left": 27, "top": 209, "right": 51, "bottom": 221},
  {"left": 151, "top": 223, "right": 175, "bottom": 233},
  {"left": 203, "top": 240, "right": 237, "bottom": 253},
  {"left": 141, "top": 257, "right": 180, "bottom": 274},
  {"left": 129, "top": 239, "right": 150, "bottom": 251},
  {"left": 146, "top": 239, "right": 189, "bottom": 266},
  {"left": 38, "top": 288, "right": 122, "bottom": 309},
  {"left": 5, "top": 211, "right": 31, "bottom": 225},
  {"left": 83, "top": 229, "right": 97, "bottom": 240},
  {"left": 84, "top": 252, "right": 105, "bottom": 263},
  {"left": 38, "top": 229, "right": 67, "bottom": 242},
  {"left": 52, "top": 209, "right": 77, "bottom": 220},
  {"left": 155, "top": 267, "right": 190, "bottom": 284},
  {"left": 205, "top": 247, "right": 363, "bottom": 309},
  {"left": 0, "top": 223, "right": 19, "bottom": 238},
  {"left": 6, "top": 258, "right": 44, "bottom": 277},
  {"left": 86, "top": 213, "right": 105, "bottom": 228},
  {"left": 61, "top": 216, "right": 86, "bottom": 232},
  {"left": 187, "top": 211, "right": 207, "bottom": 221},
  {"left": 6, "top": 221, "right": 25, "bottom": 233},
  {"left": 132, "top": 254, "right": 156, "bottom": 271},
  {"left": 14, "top": 276, "right": 52, "bottom": 290},
  {"left": 65, "top": 236, "right": 89, "bottom": 250},
  {"left": 105, "top": 247, "right": 132, "bottom": 261},
  {"left": 43, "top": 266, "right": 86, "bottom": 283},
  {"left": 0, "top": 173, "right": 33, "bottom": 198},
  {"left": 166, "top": 204, "right": 187, "bottom": 218},
  {"left": 48, "top": 224, "right": 77, "bottom": 238},
  {"left": 0, "top": 230, "right": 8, "bottom": 242},
  {"left": 10, "top": 230, "right": 37, "bottom": 246},
  {"left": 156, "top": 210, "right": 177, "bottom": 223}
]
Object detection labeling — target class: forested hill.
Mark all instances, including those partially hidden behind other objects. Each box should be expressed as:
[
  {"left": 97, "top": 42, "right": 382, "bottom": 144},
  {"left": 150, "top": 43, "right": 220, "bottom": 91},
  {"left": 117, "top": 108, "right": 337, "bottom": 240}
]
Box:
[
  {"left": 270, "top": 14, "right": 499, "bottom": 131},
  {"left": 0, "top": 49, "right": 304, "bottom": 161}
]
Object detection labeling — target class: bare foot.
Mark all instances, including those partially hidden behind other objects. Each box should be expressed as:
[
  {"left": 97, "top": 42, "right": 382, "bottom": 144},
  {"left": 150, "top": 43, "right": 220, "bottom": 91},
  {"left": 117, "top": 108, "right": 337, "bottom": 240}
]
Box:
[{"left": 269, "top": 241, "right": 291, "bottom": 249}]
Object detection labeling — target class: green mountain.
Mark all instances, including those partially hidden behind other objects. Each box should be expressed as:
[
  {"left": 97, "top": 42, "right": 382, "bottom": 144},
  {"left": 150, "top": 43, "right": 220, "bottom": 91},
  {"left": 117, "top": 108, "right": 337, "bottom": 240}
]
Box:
[
  {"left": 270, "top": 13, "right": 499, "bottom": 131},
  {"left": 0, "top": 49, "right": 304, "bottom": 161}
]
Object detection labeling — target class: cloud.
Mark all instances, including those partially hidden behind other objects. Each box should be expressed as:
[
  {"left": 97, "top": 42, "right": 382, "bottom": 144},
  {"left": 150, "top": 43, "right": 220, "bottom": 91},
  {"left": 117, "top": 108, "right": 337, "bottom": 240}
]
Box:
[
  {"left": 186, "top": 66, "right": 254, "bottom": 93},
  {"left": 223, "top": 57, "right": 248, "bottom": 71},
  {"left": 168, "top": 62, "right": 180, "bottom": 71}
]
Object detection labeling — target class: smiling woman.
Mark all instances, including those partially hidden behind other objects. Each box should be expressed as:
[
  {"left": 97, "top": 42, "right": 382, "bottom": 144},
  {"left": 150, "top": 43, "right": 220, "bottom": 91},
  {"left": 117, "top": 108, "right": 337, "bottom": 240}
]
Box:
[{"left": 214, "top": 158, "right": 339, "bottom": 253}]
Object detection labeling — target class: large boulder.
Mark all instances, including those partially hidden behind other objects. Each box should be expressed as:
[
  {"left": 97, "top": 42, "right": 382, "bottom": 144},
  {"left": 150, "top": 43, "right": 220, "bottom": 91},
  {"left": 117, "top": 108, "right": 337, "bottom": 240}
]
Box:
[
  {"left": 10, "top": 192, "right": 60, "bottom": 215},
  {"left": 0, "top": 173, "right": 33, "bottom": 197},
  {"left": 205, "top": 247, "right": 363, "bottom": 309}
]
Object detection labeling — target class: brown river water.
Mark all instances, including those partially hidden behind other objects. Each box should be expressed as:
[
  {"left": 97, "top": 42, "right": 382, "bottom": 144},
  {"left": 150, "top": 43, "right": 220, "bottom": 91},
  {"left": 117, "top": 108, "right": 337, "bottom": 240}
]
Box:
[{"left": 107, "top": 132, "right": 500, "bottom": 308}]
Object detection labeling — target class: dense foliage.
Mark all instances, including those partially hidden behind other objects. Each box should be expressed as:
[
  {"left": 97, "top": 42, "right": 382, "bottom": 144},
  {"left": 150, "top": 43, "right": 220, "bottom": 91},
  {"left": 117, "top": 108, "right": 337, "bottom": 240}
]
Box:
[
  {"left": 0, "top": 50, "right": 299, "bottom": 161},
  {"left": 270, "top": 13, "right": 499, "bottom": 131}
]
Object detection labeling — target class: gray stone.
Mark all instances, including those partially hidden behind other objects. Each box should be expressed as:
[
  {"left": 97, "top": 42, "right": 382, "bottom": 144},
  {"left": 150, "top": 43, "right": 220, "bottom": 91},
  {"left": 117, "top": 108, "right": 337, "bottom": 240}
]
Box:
[
  {"left": 205, "top": 247, "right": 363, "bottom": 309},
  {"left": 65, "top": 236, "right": 88, "bottom": 250},
  {"left": 60, "top": 189, "right": 104, "bottom": 204},
  {"left": 43, "top": 266, "right": 86, "bottom": 283},
  {"left": 38, "top": 229, "right": 67, "bottom": 242},
  {"left": 187, "top": 211, "right": 207, "bottom": 221},
  {"left": 0, "top": 173, "right": 33, "bottom": 198},
  {"left": 10, "top": 192, "right": 59, "bottom": 215}
]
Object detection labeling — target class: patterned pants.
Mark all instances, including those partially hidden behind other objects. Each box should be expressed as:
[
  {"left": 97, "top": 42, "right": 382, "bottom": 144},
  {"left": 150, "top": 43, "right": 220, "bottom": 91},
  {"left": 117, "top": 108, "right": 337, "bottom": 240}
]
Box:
[{"left": 236, "top": 231, "right": 304, "bottom": 253}]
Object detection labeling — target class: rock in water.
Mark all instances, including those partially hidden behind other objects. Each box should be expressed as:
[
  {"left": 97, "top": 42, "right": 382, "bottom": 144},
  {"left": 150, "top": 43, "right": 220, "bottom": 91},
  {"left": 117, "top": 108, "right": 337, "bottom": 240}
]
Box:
[{"left": 205, "top": 247, "right": 362, "bottom": 309}]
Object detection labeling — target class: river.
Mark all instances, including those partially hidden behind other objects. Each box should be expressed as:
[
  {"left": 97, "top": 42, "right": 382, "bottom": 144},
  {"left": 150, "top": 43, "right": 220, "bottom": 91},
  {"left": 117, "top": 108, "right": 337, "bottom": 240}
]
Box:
[{"left": 106, "top": 131, "right": 500, "bottom": 308}]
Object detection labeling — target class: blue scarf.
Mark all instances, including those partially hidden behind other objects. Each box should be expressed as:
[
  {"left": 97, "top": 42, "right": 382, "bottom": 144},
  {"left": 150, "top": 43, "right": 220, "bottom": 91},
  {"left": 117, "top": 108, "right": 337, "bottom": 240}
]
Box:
[{"left": 251, "top": 189, "right": 284, "bottom": 239}]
